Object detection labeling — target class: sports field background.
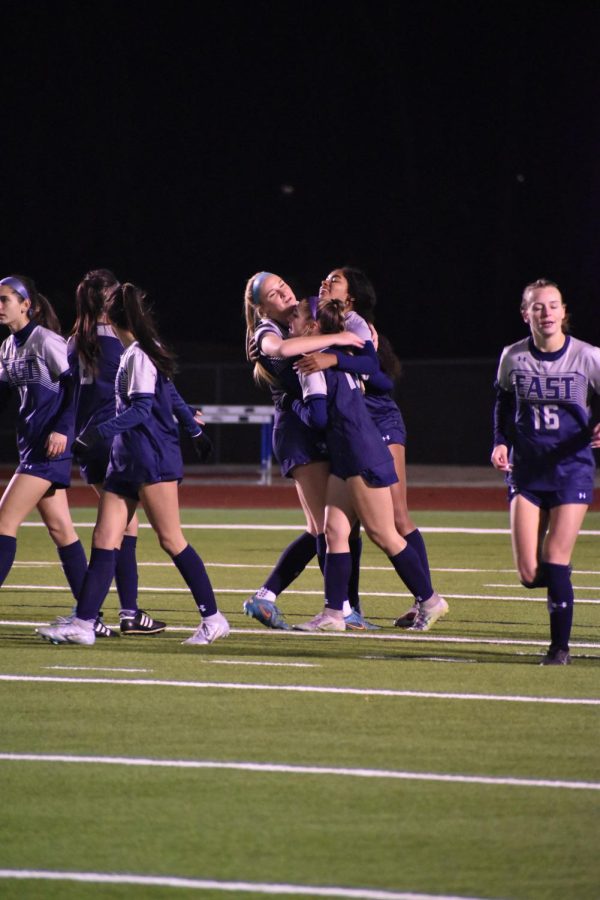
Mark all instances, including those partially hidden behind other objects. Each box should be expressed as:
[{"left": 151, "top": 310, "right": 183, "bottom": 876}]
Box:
[{"left": 0, "top": 467, "right": 598, "bottom": 900}]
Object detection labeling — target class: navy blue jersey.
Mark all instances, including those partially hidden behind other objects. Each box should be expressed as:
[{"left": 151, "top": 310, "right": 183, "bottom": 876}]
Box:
[
  {"left": 106, "top": 343, "right": 183, "bottom": 489},
  {"left": 495, "top": 335, "right": 600, "bottom": 491},
  {"left": 0, "top": 322, "right": 73, "bottom": 464},
  {"left": 299, "top": 366, "right": 396, "bottom": 486},
  {"left": 344, "top": 311, "right": 406, "bottom": 445},
  {"left": 254, "top": 317, "right": 302, "bottom": 413},
  {"left": 68, "top": 325, "right": 124, "bottom": 434}
]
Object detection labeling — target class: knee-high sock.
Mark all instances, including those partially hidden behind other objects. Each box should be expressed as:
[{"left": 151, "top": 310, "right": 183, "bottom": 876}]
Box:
[
  {"left": 543, "top": 562, "right": 574, "bottom": 651},
  {"left": 389, "top": 545, "right": 433, "bottom": 602},
  {"left": 264, "top": 532, "right": 316, "bottom": 595},
  {"left": 348, "top": 534, "right": 362, "bottom": 611},
  {"left": 115, "top": 535, "right": 139, "bottom": 612},
  {"left": 404, "top": 528, "right": 431, "bottom": 581},
  {"left": 76, "top": 548, "right": 116, "bottom": 621},
  {"left": 57, "top": 540, "right": 87, "bottom": 602},
  {"left": 0, "top": 534, "right": 17, "bottom": 587},
  {"left": 316, "top": 533, "right": 327, "bottom": 575},
  {"left": 172, "top": 544, "right": 217, "bottom": 617},
  {"left": 324, "top": 552, "right": 352, "bottom": 612}
]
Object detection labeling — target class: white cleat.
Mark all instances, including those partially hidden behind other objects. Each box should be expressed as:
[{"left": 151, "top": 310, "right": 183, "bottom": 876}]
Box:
[
  {"left": 294, "top": 611, "right": 346, "bottom": 633},
  {"left": 37, "top": 617, "right": 96, "bottom": 646},
  {"left": 407, "top": 595, "right": 449, "bottom": 633},
  {"left": 182, "top": 611, "right": 230, "bottom": 645}
]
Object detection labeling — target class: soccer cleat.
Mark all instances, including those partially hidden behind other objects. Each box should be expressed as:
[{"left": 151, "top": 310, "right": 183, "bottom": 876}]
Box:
[
  {"left": 120, "top": 609, "right": 167, "bottom": 635},
  {"left": 407, "top": 595, "right": 449, "bottom": 633},
  {"left": 182, "top": 611, "right": 230, "bottom": 645},
  {"left": 344, "top": 608, "right": 381, "bottom": 631},
  {"left": 540, "top": 647, "right": 571, "bottom": 666},
  {"left": 95, "top": 613, "right": 119, "bottom": 638},
  {"left": 393, "top": 603, "right": 419, "bottom": 628},
  {"left": 294, "top": 611, "right": 346, "bottom": 633},
  {"left": 243, "top": 594, "right": 291, "bottom": 630},
  {"left": 37, "top": 617, "right": 96, "bottom": 646}
]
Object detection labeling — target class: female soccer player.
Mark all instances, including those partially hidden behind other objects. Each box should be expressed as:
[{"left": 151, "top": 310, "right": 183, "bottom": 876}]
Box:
[
  {"left": 38, "top": 281, "right": 228, "bottom": 647},
  {"left": 242, "top": 271, "right": 365, "bottom": 630},
  {"left": 491, "top": 278, "right": 600, "bottom": 665},
  {"left": 290, "top": 296, "right": 447, "bottom": 632},
  {"left": 67, "top": 268, "right": 168, "bottom": 636},
  {"left": 296, "top": 266, "right": 433, "bottom": 628},
  {"left": 0, "top": 275, "right": 88, "bottom": 610}
]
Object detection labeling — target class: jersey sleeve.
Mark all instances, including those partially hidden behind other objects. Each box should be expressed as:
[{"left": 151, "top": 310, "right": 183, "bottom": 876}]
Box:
[
  {"left": 344, "top": 311, "right": 372, "bottom": 342},
  {"left": 300, "top": 370, "right": 327, "bottom": 400},
  {"left": 43, "top": 331, "right": 70, "bottom": 379},
  {"left": 126, "top": 346, "right": 157, "bottom": 397}
]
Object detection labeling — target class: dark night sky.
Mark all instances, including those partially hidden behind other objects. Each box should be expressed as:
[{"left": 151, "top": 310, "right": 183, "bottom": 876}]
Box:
[{"left": 2, "top": 1, "right": 599, "bottom": 361}]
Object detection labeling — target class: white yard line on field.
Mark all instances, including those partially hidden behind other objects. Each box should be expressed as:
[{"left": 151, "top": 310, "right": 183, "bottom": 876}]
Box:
[
  {"left": 0, "top": 869, "right": 496, "bottom": 900},
  {"left": 0, "top": 674, "right": 598, "bottom": 705},
  {"left": 0, "top": 753, "right": 598, "bottom": 792}
]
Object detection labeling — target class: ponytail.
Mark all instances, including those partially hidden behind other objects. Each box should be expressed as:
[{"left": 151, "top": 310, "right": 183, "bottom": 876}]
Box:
[
  {"left": 105, "top": 283, "right": 176, "bottom": 379},
  {"left": 72, "top": 268, "right": 120, "bottom": 374},
  {"left": 1, "top": 274, "right": 62, "bottom": 333}
]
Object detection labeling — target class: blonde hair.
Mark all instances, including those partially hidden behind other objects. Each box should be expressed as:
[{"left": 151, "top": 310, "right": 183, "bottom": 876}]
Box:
[{"left": 243, "top": 272, "right": 276, "bottom": 387}]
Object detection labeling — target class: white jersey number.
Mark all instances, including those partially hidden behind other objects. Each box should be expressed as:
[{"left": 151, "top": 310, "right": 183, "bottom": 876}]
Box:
[{"left": 532, "top": 404, "right": 560, "bottom": 431}]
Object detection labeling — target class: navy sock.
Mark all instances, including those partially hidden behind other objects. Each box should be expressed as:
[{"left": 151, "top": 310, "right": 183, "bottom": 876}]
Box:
[
  {"left": 264, "top": 532, "right": 316, "bottom": 594},
  {"left": 389, "top": 545, "right": 433, "bottom": 602},
  {"left": 324, "top": 552, "right": 352, "bottom": 612},
  {"left": 316, "top": 533, "right": 327, "bottom": 575},
  {"left": 115, "top": 535, "right": 139, "bottom": 612},
  {"left": 348, "top": 534, "right": 362, "bottom": 611},
  {"left": 0, "top": 534, "right": 17, "bottom": 587},
  {"left": 405, "top": 529, "right": 431, "bottom": 581},
  {"left": 76, "top": 548, "right": 116, "bottom": 621},
  {"left": 57, "top": 540, "right": 87, "bottom": 601},
  {"left": 543, "top": 562, "right": 574, "bottom": 652},
  {"left": 172, "top": 544, "right": 217, "bottom": 616}
]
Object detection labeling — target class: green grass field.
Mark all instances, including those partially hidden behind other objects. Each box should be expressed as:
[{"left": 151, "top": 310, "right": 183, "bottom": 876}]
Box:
[{"left": 1, "top": 507, "right": 599, "bottom": 900}]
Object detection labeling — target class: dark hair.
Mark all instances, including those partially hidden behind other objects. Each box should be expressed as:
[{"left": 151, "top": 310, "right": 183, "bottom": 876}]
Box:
[
  {"left": 5, "top": 274, "right": 62, "bottom": 333},
  {"left": 105, "top": 283, "right": 176, "bottom": 379},
  {"left": 342, "top": 267, "right": 377, "bottom": 323},
  {"left": 376, "top": 333, "right": 402, "bottom": 381},
  {"left": 72, "top": 268, "right": 120, "bottom": 374},
  {"left": 318, "top": 298, "right": 347, "bottom": 335}
]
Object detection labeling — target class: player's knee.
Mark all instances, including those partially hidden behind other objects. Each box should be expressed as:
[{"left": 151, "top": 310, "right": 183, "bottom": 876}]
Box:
[{"left": 518, "top": 563, "right": 540, "bottom": 588}]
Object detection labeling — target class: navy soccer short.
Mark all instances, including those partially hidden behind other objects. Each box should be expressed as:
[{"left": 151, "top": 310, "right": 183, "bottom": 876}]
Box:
[
  {"left": 508, "top": 485, "right": 593, "bottom": 509},
  {"left": 16, "top": 458, "right": 71, "bottom": 489},
  {"left": 273, "top": 410, "right": 329, "bottom": 479}
]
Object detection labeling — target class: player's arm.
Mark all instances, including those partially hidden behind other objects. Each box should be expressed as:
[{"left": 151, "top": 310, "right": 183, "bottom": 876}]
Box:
[{"left": 491, "top": 386, "right": 514, "bottom": 471}]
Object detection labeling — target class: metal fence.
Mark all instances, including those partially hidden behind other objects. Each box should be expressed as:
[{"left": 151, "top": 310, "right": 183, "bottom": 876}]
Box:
[{"left": 0, "top": 358, "right": 498, "bottom": 467}]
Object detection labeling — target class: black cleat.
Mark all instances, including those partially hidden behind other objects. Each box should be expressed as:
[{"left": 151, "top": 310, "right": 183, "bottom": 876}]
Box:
[
  {"left": 120, "top": 609, "right": 167, "bottom": 635},
  {"left": 94, "top": 614, "right": 119, "bottom": 638},
  {"left": 540, "top": 647, "right": 571, "bottom": 666}
]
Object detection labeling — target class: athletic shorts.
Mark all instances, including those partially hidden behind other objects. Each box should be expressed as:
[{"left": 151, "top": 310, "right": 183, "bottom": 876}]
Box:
[
  {"left": 370, "top": 410, "right": 407, "bottom": 447},
  {"left": 273, "top": 411, "right": 329, "bottom": 479},
  {"left": 508, "top": 485, "right": 593, "bottom": 509},
  {"left": 79, "top": 446, "right": 111, "bottom": 486},
  {"left": 16, "top": 458, "right": 71, "bottom": 489},
  {"left": 103, "top": 470, "right": 183, "bottom": 502},
  {"left": 332, "top": 455, "right": 398, "bottom": 489}
]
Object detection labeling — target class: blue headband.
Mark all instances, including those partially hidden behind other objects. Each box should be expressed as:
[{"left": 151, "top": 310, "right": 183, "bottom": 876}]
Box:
[
  {"left": 307, "top": 296, "right": 319, "bottom": 321},
  {"left": 0, "top": 276, "right": 30, "bottom": 301},
  {"left": 251, "top": 271, "right": 275, "bottom": 305}
]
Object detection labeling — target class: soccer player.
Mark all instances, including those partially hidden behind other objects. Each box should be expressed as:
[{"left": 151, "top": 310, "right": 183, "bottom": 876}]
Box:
[
  {"left": 295, "top": 266, "right": 434, "bottom": 629},
  {"left": 242, "top": 271, "right": 365, "bottom": 630},
  {"left": 290, "top": 296, "right": 447, "bottom": 632},
  {"left": 491, "top": 278, "right": 600, "bottom": 665},
  {"left": 0, "top": 275, "right": 87, "bottom": 610},
  {"left": 37, "top": 280, "right": 229, "bottom": 647},
  {"left": 67, "top": 268, "right": 168, "bottom": 636}
]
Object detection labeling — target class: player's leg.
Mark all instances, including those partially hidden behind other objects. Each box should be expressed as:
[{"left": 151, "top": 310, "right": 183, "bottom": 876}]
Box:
[
  {"left": 0, "top": 473, "right": 54, "bottom": 587},
  {"left": 539, "top": 503, "right": 588, "bottom": 665},
  {"left": 509, "top": 493, "right": 548, "bottom": 586},
  {"left": 295, "top": 473, "right": 352, "bottom": 632},
  {"left": 244, "top": 462, "right": 328, "bottom": 630},
  {"left": 349, "top": 476, "right": 447, "bottom": 631},
  {"left": 139, "top": 481, "right": 228, "bottom": 645},
  {"left": 388, "top": 443, "right": 432, "bottom": 627},
  {"left": 37, "top": 489, "right": 134, "bottom": 645}
]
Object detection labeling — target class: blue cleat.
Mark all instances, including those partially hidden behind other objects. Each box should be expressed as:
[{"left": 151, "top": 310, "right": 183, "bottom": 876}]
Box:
[
  {"left": 344, "top": 608, "right": 381, "bottom": 631},
  {"left": 243, "top": 594, "right": 291, "bottom": 630}
]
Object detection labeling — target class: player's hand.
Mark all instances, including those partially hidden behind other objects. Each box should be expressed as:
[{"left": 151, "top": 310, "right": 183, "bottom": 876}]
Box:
[
  {"left": 590, "top": 423, "right": 600, "bottom": 448},
  {"left": 294, "top": 352, "right": 337, "bottom": 375},
  {"left": 193, "top": 409, "right": 205, "bottom": 428},
  {"left": 247, "top": 337, "right": 260, "bottom": 363},
  {"left": 330, "top": 332, "right": 365, "bottom": 349},
  {"left": 368, "top": 322, "right": 379, "bottom": 350},
  {"left": 45, "top": 431, "right": 67, "bottom": 459},
  {"left": 191, "top": 430, "right": 213, "bottom": 462},
  {"left": 490, "top": 444, "right": 512, "bottom": 471},
  {"left": 72, "top": 426, "right": 100, "bottom": 461}
]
